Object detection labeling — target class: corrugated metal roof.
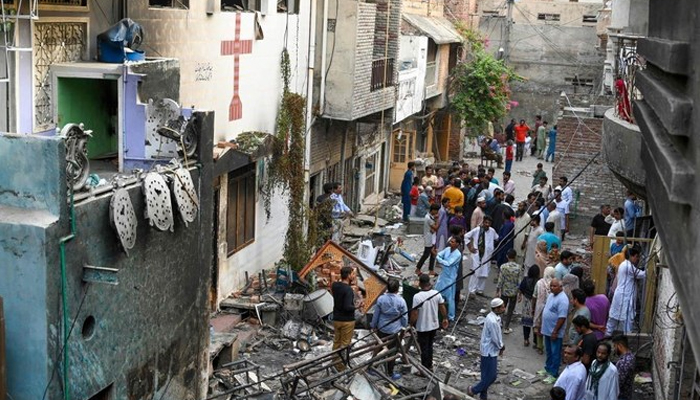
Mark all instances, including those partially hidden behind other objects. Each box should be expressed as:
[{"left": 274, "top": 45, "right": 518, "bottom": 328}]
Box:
[{"left": 402, "top": 14, "right": 462, "bottom": 44}]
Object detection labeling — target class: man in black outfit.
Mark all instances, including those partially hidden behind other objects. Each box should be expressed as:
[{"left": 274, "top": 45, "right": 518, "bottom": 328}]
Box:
[
  {"left": 589, "top": 204, "right": 613, "bottom": 246},
  {"left": 505, "top": 119, "right": 516, "bottom": 142},
  {"left": 332, "top": 266, "right": 356, "bottom": 370}
]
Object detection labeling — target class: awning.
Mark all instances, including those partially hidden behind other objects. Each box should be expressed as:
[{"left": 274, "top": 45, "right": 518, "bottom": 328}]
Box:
[{"left": 402, "top": 14, "right": 462, "bottom": 44}]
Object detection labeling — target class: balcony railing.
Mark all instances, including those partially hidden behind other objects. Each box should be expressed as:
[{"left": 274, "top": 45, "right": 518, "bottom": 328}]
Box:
[
  {"left": 371, "top": 58, "right": 394, "bottom": 92},
  {"left": 613, "top": 35, "right": 645, "bottom": 124},
  {"left": 425, "top": 61, "right": 437, "bottom": 87}
]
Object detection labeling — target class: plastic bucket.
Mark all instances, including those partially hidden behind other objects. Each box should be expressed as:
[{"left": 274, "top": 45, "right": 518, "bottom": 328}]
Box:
[{"left": 304, "top": 289, "right": 334, "bottom": 318}]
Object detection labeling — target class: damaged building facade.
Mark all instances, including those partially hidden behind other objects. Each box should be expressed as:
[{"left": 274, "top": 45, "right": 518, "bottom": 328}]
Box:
[
  {"left": 132, "top": 0, "right": 312, "bottom": 304},
  {"left": 600, "top": 0, "right": 700, "bottom": 399},
  {"left": 306, "top": 0, "right": 400, "bottom": 211},
  {"left": 307, "top": 0, "right": 466, "bottom": 205},
  {"left": 391, "top": 0, "right": 464, "bottom": 189},
  {"left": 0, "top": 2, "right": 215, "bottom": 400}
]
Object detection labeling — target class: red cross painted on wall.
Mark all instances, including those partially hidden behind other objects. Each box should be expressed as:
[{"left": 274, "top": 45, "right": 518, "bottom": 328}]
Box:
[{"left": 221, "top": 13, "right": 253, "bottom": 121}]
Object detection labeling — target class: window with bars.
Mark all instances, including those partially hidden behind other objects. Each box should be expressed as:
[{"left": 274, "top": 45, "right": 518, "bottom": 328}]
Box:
[
  {"left": 364, "top": 152, "right": 378, "bottom": 197},
  {"left": 582, "top": 15, "right": 598, "bottom": 23},
  {"left": 371, "top": 58, "right": 394, "bottom": 91},
  {"left": 222, "top": 0, "right": 261, "bottom": 12},
  {"left": 149, "top": 0, "right": 189, "bottom": 9},
  {"left": 226, "top": 164, "right": 257, "bottom": 255},
  {"left": 537, "top": 13, "right": 561, "bottom": 22},
  {"left": 565, "top": 76, "right": 595, "bottom": 87},
  {"left": 39, "top": 0, "right": 86, "bottom": 5}
]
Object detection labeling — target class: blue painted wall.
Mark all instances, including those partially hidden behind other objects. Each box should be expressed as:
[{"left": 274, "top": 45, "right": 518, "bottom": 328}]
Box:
[
  {"left": 0, "top": 134, "right": 65, "bottom": 215},
  {"left": 0, "top": 112, "right": 214, "bottom": 400},
  {"left": 0, "top": 215, "right": 55, "bottom": 400},
  {"left": 0, "top": 134, "right": 63, "bottom": 399}
]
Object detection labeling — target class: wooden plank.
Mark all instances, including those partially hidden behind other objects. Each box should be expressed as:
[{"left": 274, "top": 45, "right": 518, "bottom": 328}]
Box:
[
  {"left": 591, "top": 235, "right": 610, "bottom": 295},
  {"left": 591, "top": 236, "right": 656, "bottom": 296},
  {"left": 642, "top": 251, "right": 659, "bottom": 333},
  {"left": 0, "top": 296, "right": 5, "bottom": 400}
]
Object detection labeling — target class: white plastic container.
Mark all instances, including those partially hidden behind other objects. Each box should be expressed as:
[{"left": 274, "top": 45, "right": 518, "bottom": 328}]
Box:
[{"left": 303, "top": 289, "right": 334, "bottom": 318}]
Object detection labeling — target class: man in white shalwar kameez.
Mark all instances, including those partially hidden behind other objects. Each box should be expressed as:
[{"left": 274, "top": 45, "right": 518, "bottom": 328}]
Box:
[
  {"left": 466, "top": 215, "right": 499, "bottom": 295},
  {"left": 606, "top": 247, "right": 646, "bottom": 335},
  {"left": 584, "top": 343, "right": 619, "bottom": 400}
]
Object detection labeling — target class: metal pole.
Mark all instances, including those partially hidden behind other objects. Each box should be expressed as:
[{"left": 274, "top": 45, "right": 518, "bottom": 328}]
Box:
[{"left": 504, "top": 0, "right": 513, "bottom": 62}]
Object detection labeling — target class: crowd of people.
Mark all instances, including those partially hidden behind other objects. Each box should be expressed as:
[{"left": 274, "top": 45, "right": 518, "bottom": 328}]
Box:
[
  {"left": 398, "top": 156, "right": 645, "bottom": 400},
  {"left": 479, "top": 115, "right": 559, "bottom": 170}
]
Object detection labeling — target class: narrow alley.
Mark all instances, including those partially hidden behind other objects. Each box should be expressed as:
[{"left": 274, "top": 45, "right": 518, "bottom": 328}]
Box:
[{"left": 0, "top": 0, "right": 697, "bottom": 400}]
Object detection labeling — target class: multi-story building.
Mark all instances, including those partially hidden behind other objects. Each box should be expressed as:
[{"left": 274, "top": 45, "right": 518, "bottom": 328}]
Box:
[
  {"left": 389, "top": 0, "right": 462, "bottom": 190},
  {"left": 476, "top": 0, "right": 605, "bottom": 123},
  {"left": 307, "top": 0, "right": 401, "bottom": 210},
  {"left": 601, "top": 0, "right": 700, "bottom": 399},
  {"left": 133, "top": 0, "right": 311, "bottom": 304},
  {"left": 0, "top": 0, "right": 310, "bottom": 399}
]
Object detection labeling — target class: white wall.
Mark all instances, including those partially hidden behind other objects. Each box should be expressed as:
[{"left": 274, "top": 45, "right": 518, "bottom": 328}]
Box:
[
  {"left": 132, "top": 0, "right": 311, "bottom": 141},
  {"left": 395, "top": 36, "right": 427, "bottom": 123},
  {"left": 217, "top": 171, "right": 290, "bottom": 303},
  {"left": 132, "top": 0, "right": 310, "bottom": 301}
]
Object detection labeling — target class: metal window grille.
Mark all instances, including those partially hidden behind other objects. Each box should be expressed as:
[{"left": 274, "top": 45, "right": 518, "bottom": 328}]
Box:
[{"left": 371, "top": 58, "right": 394, "bottom": 92}]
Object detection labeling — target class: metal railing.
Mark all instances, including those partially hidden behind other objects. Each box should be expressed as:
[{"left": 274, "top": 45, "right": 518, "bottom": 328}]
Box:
[
  {"left": 371, "top": 58, "right": 394, "bottom": 92},
  {"left": 613, "top": 34, "right": 645, "bottom": 124}
]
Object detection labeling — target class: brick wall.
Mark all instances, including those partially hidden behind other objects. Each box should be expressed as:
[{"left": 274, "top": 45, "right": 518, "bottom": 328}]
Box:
[
  {"left": 552, "top": 115, "right": 627, "bottom": 218},
  {"left": 444, "top": 0, "right": 478, "bottom": 28},
  {"left": 310, "top": 121, "right": 356, "bottom": 175},
  {"left": 351, "top": 0, "right": 400, "bottom": 119}
]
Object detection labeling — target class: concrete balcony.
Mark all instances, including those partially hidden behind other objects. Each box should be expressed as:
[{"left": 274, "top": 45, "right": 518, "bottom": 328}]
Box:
[
  {"left": 602, "top": 107, "right": 646, "bottom": 198},
  {"left": 319, "top": 0, "right": 400, "bottom": 121}
]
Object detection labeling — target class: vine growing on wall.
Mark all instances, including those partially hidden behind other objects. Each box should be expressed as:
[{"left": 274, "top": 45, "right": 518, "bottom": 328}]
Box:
[
  {"left": 450, "top": 25, "right": 520, "bottom": 134},
  {"left": 262, "top": 49, "right": 312, "bottom": 271}
]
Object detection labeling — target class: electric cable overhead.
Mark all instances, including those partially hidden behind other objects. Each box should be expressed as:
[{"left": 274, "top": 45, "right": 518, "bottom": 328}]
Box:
[{"left": 205, "top": 149, "right": 603, "bottom": 400}]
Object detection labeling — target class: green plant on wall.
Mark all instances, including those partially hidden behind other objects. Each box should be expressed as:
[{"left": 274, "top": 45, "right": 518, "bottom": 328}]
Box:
[
  {"left": 450, "top": 25, "right": 520, "bottom": 134},
  {"left": 262, "top": 49, "right": 312, "bottom": 271}
]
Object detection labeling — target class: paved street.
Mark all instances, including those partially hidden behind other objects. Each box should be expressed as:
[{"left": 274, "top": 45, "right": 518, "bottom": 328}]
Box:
[{"left": 393, "top": 153, "right": 557, "bottom": 399}]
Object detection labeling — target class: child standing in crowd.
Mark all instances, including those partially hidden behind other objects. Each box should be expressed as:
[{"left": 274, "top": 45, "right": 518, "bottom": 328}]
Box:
[
  {"left": 449, "top": 206, "right": 469, "bottom": 234},
  {"left": 505, "top": 140, "right": 514, "bottom": 173},
  {"left": 409, "top": 177, "right": 420, "bottom": 216}
]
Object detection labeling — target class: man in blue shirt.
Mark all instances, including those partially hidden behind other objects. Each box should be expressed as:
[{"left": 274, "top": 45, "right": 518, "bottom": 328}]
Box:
[
  {"left": 538, "top": 222, "right": 562, "bottom": 252},
  {"left": 553, "top": 250, "right": 574, "bottom": 280},
  {"left": 371, "top": 278, "right": 408, "bottom": 380},
  {"left": 541, "top": 279, "right": 570, "bottom": 382},
  {"left": 469, "top": 297, "right": 506, "bottom": 400},
  {"left": 401, "top": 162, "right": 416, "bottom": 222},
  {"left": 545, "top": 125, "right": 557, "bottom": 162},
  {"left": 623, "top": 190, "right": 642, "bottom": 237},
  {"left": 330, "top": 182, "right": 353, "bottom": 242}
]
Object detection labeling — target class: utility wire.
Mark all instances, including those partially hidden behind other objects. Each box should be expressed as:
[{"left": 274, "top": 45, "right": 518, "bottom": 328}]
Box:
[{"left": 205, "top": 150, "right": 602, "bottom": 400}]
